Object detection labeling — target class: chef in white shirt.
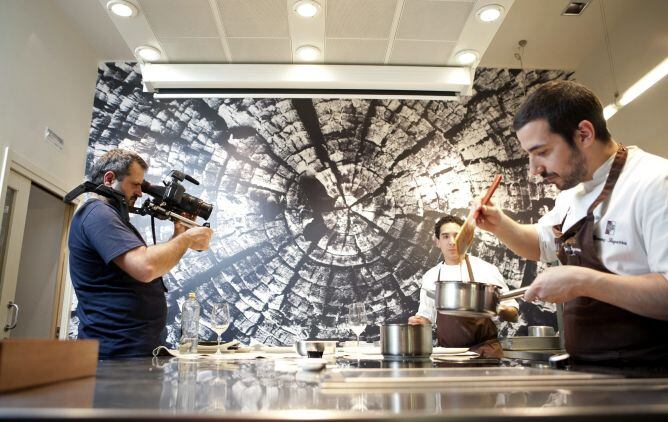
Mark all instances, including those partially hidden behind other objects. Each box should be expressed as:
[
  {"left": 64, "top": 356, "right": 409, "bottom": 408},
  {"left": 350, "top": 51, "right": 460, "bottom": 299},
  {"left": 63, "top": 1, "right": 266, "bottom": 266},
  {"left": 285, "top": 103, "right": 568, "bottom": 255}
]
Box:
[
  {"left": 408, "top": 215, "right": 518, "bottom": 358},
  {"left": 476, "top": 80, "right": 668, "bottom": 365}
]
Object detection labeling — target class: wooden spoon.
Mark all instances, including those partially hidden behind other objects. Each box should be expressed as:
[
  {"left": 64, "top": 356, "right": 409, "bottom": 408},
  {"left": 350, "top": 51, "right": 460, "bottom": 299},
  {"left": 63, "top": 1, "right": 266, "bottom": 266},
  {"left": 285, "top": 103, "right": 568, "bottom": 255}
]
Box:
[{"left": 454, "top": 174, "right": 503, "bottom": 258}]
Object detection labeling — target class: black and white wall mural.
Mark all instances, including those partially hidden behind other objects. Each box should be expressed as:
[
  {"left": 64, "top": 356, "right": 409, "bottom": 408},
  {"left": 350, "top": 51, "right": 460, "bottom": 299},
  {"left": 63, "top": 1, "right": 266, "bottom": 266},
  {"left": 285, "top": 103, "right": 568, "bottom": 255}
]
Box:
[{"left": 72, "top": 62, "right": 571, "bottom": 347}]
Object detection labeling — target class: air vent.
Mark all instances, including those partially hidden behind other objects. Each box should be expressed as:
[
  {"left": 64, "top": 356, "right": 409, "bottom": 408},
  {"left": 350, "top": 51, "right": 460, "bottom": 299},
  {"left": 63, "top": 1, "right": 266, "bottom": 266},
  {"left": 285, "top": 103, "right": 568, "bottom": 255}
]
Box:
[{"left": 562, "top": 1, "right": 590, "bottom": 16}]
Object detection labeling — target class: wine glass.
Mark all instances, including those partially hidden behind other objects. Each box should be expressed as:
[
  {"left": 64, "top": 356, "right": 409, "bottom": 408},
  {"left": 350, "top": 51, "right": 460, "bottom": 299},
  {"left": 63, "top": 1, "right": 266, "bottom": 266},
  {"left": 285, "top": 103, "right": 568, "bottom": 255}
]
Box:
[
  {"left": 348, "top": 302, "right": 367, "bottom": 357},
  {"left": 211, "top": 303, "right": 231, "bottom": 358}
]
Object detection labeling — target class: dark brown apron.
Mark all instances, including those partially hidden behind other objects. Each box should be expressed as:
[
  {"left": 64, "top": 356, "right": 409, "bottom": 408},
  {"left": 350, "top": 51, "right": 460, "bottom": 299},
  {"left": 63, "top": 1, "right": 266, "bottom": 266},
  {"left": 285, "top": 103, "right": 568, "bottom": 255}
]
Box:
[
  {"left": 553, "top": 145, "right": 668, "bottom": 364},
  {"left": 435, "top": 256, "right": 503, "bottom": 359}
]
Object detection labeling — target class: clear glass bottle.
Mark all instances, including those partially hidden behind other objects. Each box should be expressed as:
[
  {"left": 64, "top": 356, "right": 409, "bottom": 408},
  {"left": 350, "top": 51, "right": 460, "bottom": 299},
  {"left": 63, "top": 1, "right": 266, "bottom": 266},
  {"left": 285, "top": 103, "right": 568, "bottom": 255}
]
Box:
[{"left": 179, "top": 292, "right": 200, "bottom": 354}]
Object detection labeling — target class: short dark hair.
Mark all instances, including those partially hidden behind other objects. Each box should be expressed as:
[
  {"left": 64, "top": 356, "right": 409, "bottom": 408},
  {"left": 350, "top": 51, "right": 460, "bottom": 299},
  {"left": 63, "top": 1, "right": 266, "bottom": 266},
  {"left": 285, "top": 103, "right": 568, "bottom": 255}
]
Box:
[
  {"left": 88, "top": 149, "right": 148, "bottom": 185},
  {"left": 434, "top": 215, "right": 464, "bottom": 238},
  {"left": 513, "top": 80, "right": 612, "bottom": 146}
]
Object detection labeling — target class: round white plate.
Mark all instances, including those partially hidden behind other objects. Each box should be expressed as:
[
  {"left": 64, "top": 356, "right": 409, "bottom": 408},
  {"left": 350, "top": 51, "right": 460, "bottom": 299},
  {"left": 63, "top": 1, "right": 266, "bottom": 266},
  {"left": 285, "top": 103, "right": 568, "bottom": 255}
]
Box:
[{"left": 432, "top": 347, "right": 469, "bottom": 354}]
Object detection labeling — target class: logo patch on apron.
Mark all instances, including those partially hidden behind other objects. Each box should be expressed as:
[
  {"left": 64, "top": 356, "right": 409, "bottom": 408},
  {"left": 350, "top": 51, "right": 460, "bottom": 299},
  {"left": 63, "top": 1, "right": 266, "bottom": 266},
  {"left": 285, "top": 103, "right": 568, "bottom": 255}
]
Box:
[{"left": 604, "top": 220, "right": 616, "bottom": 235}]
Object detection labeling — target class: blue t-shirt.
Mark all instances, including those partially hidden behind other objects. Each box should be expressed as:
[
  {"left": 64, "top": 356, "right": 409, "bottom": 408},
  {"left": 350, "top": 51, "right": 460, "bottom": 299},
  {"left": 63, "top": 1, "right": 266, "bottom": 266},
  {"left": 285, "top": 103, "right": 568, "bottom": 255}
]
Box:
[{"left": 68, "top": 199, "right": 167, "bottom": 358}]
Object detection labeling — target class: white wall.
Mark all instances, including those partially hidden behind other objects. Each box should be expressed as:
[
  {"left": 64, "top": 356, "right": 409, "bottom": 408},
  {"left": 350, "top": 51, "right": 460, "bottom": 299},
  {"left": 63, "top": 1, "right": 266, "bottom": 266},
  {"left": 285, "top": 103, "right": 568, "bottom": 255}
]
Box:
[
  {"left": 0, "top": 0, "right": 99, "bottom": 190},
  {"left": 574, "top": 0, "right": 668, "bottom": 158}
]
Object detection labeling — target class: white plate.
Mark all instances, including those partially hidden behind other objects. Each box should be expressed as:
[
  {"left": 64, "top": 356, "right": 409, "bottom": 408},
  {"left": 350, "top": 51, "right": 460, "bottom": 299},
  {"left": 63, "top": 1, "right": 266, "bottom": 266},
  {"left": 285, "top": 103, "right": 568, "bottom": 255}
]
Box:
[{"left": 432, "top": 347, "right": 469, "bottom": 355}]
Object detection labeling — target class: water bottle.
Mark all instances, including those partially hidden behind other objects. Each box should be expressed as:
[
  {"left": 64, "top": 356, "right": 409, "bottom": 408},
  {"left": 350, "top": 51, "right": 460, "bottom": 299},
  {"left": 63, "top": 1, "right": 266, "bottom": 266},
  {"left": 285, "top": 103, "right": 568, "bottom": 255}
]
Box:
[{"left": 180, "top": 292, "right": 200, "bottom": 354}]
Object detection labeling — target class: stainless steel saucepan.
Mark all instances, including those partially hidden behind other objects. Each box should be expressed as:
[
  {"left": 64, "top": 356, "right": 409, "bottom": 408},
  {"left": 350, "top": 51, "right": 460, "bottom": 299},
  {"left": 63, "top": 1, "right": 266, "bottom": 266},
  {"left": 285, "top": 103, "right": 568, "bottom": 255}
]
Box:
[
  {"left": 434, "top": 281, "right": 528, "bottom": 318},
  {"left": 380, "top": 323, "right": 433, "bottom": 359}
]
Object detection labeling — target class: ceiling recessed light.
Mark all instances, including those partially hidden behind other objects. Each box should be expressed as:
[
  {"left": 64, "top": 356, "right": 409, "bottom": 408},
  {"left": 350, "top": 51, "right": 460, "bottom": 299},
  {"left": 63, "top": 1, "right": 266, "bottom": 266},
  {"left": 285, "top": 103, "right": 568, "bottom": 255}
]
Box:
[
  {"left": 476, "top": 4, "right": 504, "bottom": 23},
  {"left": 455, "top": 50, "right": 479, "bottom": 65},
  {"left": 296, "top": 45, "right": 321, "bottom": 61},
  {"left": 293, "top": 0, "right": 320, "bottom": 18},
  {"left": 134, "top": 46, "right": 161, "bottom": 62},
  {"left": 107, "top": 0, "right": 138, "bottom": 18}
]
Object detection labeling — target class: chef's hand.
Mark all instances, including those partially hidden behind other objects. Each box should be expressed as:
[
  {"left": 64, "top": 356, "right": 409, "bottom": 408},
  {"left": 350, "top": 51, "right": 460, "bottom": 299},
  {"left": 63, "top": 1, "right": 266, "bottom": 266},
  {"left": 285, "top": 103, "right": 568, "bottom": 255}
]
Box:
[
  {"left": 497, "top": 306, "right": 519, "bottom": 322},
  {"left": 408, "top": 315, "right": 431, "bottom": 325},
  {"left": 524, "top": 266, "right": 592, "bottom": 303},
  {"left": 473, "top": 199, "right": 506, "bottom": 235}
]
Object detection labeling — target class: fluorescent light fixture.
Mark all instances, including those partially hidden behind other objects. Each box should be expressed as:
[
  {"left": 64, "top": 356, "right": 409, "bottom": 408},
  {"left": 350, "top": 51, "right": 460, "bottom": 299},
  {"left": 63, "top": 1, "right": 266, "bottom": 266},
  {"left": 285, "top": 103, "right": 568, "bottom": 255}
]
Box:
[
  {"left": 455, "top": 50, "right": 479, "bottom": 65},
  {"left": 107, "top": 0, "right": 137, "bottom": 17},
  {"left": 296, "top": 45, "right": 321, "bottom": 62},
  {"left": 293, "top": 0, "right": 320, "bottom": 18},
  {"left": 140, "top": 63, "right": 473, "bottom": 100},
  {"left": 603, "top": 104, "right": 618, "bottom": 120},
  {"left": 603, "top": 57, "right": 668, "bottom": 120},
  {"left": 476, "top": 4, "right": 504, "bottom": 23},
  {"left": 134, "top": 46, "right": 161, "bottom": 62},
  {"left": 617, "top": 57, "right": 668, "bottom": 106},
  {"left": 153, "top": 91, "right": 460, "bottom": 100}
]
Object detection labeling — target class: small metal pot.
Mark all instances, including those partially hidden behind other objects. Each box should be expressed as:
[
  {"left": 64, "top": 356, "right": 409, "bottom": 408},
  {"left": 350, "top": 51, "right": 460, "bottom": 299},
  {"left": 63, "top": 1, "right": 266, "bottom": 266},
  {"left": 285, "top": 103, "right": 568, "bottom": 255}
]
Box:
[
  {"left": 528, "top": 325, "right": 556, "bottom": 337},
  {"left": 294, "top": 340, "right": 337, "bottom": 357},
  {"left": 380, "top": 323, "right": 433, "bottom": 358},
  {"left": 434, "top": 280, "right": 528, "bottom": 318}
]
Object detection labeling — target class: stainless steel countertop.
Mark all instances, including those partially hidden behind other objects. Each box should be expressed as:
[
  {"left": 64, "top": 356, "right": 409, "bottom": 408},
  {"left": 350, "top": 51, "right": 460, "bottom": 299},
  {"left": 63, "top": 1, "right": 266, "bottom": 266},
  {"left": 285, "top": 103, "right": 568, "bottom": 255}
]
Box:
[{"left": 1, "top": 356, "right": 668, "bottom": 420}]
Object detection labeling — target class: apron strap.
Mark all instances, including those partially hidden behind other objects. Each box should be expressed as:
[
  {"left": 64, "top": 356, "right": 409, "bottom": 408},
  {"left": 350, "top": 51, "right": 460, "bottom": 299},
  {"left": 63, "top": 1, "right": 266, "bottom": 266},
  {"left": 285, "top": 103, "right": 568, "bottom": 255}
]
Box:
[{"left": 586, "top": 144, "right": 627, "bottom": 214}]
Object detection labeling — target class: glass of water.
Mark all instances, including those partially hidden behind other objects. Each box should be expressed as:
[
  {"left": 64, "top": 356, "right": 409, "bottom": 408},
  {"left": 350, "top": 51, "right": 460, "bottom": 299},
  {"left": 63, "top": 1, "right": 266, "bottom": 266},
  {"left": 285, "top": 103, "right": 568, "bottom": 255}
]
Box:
[
  {"left": 348, "top": 302, "right": 367, "bottom": 357},
  {"left": 211, "top": 303, "right": 231, "bottom": 358}
]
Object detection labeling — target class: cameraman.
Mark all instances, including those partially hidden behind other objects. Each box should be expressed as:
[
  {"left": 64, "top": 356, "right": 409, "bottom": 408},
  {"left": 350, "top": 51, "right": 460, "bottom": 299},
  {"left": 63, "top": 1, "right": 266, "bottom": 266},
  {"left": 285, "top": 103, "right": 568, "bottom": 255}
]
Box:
[{"left": 68, "top": 149, "right": 213, "bottom": 358}]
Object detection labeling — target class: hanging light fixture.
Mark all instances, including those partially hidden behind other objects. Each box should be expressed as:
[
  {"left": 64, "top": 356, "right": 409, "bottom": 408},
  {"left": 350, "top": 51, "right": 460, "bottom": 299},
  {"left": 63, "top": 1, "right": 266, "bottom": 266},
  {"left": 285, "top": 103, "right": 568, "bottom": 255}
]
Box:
[
  {"left": 598, "top": 2, "right": 668, "bottom": 120},
  {"left": 513, "top": 40, "right": 528, "bottom": 97}
]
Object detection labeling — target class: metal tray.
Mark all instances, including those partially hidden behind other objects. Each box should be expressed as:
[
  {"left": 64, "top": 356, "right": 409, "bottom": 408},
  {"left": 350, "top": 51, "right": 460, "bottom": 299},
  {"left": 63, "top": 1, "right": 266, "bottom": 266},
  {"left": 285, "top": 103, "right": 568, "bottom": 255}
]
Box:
[{"left": 500, "top": 336, "right": 561, "bottom": 351}]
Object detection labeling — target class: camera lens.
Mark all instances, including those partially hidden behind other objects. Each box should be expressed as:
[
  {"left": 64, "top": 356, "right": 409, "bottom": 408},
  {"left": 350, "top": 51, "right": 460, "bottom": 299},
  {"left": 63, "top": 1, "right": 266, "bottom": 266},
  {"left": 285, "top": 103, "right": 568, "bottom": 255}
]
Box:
[{"left": 181, "top": 193, "right": 213, "bottom": 220}]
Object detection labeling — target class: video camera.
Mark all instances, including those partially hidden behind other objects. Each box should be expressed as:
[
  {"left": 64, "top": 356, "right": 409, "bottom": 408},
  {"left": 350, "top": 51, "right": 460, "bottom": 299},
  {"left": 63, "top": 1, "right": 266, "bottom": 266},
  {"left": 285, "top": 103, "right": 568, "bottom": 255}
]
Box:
[
  {"left": 137, "top": 170, "right": 213, "bottom": 228},
  {"left": 65, "top": 170, "right": 213, "bottom": 238}
]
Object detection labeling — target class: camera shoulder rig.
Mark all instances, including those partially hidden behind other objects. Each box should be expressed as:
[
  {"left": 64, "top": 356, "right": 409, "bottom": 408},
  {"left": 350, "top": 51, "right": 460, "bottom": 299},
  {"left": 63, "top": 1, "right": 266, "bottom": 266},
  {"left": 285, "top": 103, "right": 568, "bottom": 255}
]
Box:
[{"left": 64, "top": 181, "right": 132, "bottom": 222}]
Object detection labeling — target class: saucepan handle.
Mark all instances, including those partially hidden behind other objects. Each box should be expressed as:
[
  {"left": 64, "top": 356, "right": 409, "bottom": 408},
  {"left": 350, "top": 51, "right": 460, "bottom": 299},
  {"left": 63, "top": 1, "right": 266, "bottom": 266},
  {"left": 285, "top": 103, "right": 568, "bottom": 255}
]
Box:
[{"left": 498, "top": 286, "right": 530, "bottom": 301}]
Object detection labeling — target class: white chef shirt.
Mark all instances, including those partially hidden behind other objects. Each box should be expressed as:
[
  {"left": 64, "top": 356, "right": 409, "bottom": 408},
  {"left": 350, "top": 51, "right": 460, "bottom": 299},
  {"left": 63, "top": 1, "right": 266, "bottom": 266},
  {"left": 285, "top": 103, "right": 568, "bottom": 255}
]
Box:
[
  {"left": 534, "top": 146, "right": 668, "bottom": 280},
  {"left": 416, "top": 255, "right": 519, "bottom": 324}
]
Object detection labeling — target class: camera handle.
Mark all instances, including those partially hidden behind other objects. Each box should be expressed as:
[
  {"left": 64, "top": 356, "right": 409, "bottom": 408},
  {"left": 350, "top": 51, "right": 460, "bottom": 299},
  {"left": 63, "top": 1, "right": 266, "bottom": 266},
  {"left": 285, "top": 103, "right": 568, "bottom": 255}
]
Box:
[
  {"left": 133, "top": 201, "right": 210, "bottom": 247},
  {"left": 135, "top": 202, "right": 205, "bottom": 228}
]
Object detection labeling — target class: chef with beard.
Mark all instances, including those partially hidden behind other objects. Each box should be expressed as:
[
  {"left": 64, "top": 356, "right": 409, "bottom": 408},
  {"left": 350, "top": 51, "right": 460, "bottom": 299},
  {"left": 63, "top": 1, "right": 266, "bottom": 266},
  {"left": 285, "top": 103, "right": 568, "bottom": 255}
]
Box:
[{"left": 476, "top": 80, "right": 668, "bottom": 365}]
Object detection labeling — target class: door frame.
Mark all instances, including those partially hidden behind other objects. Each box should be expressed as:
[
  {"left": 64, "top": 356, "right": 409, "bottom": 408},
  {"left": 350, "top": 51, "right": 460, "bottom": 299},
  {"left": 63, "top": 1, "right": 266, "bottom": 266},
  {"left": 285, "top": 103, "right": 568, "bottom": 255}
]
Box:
[{"left": 0, "top": 147, "right": 79, "bottom": 339}]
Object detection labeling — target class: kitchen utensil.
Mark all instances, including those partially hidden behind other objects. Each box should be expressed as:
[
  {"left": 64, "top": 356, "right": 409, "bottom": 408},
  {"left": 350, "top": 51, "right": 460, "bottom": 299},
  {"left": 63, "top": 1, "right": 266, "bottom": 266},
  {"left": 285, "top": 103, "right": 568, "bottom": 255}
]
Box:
[
  {"left": 380, "top": 323, "right": 433, "bottom": 359},
  {"left": 434, "top": 280, "right": 528, "bottom": 318},
  {"left": 454, "top": 174, "right": 503, "bottom": 257},
  {"left": 294, "top": 340, "right": 337, "bottom": 357},
  {"left": 500, "top": 336, "right": 561, "bottom": 351},
  {"left": 528, "top": 325, "right": 556, "bottom": 337}
]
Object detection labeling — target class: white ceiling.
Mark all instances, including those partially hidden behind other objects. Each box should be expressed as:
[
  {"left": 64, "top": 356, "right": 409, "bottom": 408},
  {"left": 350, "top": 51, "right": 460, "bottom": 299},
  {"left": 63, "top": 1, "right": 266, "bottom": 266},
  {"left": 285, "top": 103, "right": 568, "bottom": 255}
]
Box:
[
  {"left": 54, "top": 0, "right": 654, "bottom": 71},
  {"left": 55, "top": 0, "right": 513, "bottom": 66},
  {"left": 481, "top": 0, "right": 632, "bottom": 69}
]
